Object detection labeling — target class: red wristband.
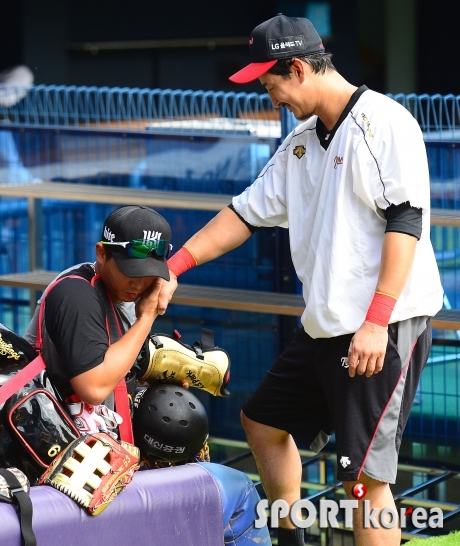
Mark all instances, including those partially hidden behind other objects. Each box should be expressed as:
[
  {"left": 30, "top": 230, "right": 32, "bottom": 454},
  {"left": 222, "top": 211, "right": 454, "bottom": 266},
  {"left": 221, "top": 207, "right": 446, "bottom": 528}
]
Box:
[
  {"left": 365, "top": 292, "right": 397, "bottom": 327},
  {"left": 167, "top": 247, "right": 197, "bottom": 277}
]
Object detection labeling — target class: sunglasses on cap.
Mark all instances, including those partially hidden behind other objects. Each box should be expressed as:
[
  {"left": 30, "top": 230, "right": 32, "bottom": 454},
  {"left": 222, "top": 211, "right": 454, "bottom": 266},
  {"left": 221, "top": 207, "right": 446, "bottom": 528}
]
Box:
[{"left": 101, "top": 239, "right": 172, "bottom": 259}]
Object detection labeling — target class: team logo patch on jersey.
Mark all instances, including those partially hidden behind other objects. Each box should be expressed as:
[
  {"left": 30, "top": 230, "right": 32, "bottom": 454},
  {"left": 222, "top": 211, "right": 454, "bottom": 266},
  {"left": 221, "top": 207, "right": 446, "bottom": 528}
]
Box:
[
  {"left": 361, "top": 113, "right": 374, "bottom": 137},
  {"left": 293, "top": 145, "right": 306, "bottom": 159},
  {"left": 334, "top": 156, "right": 343, "bottom": 169},
  {"left": 340, "top": 456, "right": 351, "bottom": 468}
]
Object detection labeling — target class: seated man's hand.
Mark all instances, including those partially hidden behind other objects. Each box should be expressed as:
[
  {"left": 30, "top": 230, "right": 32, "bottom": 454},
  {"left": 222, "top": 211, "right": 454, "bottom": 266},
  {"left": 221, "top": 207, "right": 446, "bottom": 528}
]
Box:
[
  {"left": 347, "top": 321, "right": 388, "bottom": 378},
  {"left": 157, "top": 271, "right": 178, "bottom": 315},
  {"left": 135, "top": 277, "right": 163, "bottom": 322}
]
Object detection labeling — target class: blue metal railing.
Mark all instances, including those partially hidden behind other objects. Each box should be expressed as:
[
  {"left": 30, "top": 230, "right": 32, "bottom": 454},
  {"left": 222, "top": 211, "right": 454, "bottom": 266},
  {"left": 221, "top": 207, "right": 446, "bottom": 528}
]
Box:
[
  {"left": 0, "top": 85, "right": 279, "bottom": 135},
  {"left": 388, "top": 93, "right": 460, "bottom": 140},
  {"left": 2, "top": 85, "right": 460, "bottom": 139}
]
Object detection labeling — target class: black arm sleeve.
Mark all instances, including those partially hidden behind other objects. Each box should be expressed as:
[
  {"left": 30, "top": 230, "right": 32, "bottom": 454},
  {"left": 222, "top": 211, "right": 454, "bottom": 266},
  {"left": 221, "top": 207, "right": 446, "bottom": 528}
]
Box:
[
  {"left": 228, "top": 203, "right": 260, "bottom": 234},
  {"left": 384, "top": 202, "right": 423, "bottom": 240}
]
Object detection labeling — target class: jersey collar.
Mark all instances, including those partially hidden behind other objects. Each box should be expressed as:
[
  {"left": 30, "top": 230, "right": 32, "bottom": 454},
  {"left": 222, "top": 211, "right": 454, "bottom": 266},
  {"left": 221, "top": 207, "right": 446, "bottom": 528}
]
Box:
[{"left": 316, "top": 85, "right": 369, "bottom": 150}]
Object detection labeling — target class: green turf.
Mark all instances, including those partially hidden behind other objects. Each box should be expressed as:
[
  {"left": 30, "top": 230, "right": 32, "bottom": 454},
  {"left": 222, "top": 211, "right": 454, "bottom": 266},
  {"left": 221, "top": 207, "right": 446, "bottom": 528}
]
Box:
[{"left": 404, "top": 531, "right": 460, "bottom": 545}]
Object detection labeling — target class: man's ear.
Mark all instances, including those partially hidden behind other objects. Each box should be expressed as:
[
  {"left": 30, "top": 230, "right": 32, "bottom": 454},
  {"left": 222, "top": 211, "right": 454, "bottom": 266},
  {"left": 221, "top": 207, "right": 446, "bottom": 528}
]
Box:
[
  {"left": 95, "top": 242, "right": 106, "bottom": 263},
  {"left": 291, "top": 58, "right": 307, "bottom": 82}
]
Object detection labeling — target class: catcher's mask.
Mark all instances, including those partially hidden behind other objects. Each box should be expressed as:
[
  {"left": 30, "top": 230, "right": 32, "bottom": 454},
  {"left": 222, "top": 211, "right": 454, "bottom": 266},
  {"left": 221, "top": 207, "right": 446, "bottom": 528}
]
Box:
[{"left": 133, "top": 384, "right": 208, "bottom": 463}]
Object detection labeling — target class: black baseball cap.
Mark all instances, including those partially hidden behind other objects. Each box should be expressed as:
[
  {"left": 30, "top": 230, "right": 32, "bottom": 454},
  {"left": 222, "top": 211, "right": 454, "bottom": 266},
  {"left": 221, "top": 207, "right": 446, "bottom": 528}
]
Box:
[
  {"left": 229, "top": 14, "right": 324, "bottom": 84},
  {"left": 101, "top": 205, "right": 171, "bottom": 280}
]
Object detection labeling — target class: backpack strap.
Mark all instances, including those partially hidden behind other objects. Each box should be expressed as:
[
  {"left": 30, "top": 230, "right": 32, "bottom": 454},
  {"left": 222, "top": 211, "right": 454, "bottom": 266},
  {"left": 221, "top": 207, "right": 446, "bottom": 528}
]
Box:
[
  {"left": 0, "top": 275, "right": 86, "bottom": 407},
  {"left": 91, "top": 275, "right": 134, "bottom": 444},
  {"left": 91, "top": 275, "right": 124, "bottom": 342},
  {"left": 0, "top": 468, "right": 37, "bottom": 546},
  {"left": 0, "top": 356, "right": 45, "bottom": 406},
  {"left": 35, "top": 274, "right": 89, "bottom": 352}
]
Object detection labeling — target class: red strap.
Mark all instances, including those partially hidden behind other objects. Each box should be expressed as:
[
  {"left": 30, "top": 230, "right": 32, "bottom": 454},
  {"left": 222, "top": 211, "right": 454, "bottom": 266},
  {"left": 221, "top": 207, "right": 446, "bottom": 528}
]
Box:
[
  {"left": 0, "top": 275, "right": 88, "bottom": 408},
  {"left": 92, "top": 274, "right": 134, "bottom": 443},
  {"left": 0, "top": 354, "right": 46, "bottom": 405},
  {"left": 113, "top": 379, "right": 134, "bottom": 444},
  {"left": 36, "top": 274, "right": 88, "bottom": 351}
]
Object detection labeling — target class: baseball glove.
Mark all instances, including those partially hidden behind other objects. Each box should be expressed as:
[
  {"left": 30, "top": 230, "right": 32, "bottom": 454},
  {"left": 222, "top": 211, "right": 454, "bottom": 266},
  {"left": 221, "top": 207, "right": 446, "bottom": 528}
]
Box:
[
  {"left": 136, "top": 333, "right": 230, "bottom": 397},
  {"left": 38, "top": 432, "right": 140, "bottom": 515}
]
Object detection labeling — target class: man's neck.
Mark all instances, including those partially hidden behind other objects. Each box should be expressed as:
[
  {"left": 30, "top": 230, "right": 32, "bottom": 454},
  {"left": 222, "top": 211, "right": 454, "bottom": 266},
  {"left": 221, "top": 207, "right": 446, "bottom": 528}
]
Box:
[{"left": 315, "top": 72, "right": 358, "bottom": 132}]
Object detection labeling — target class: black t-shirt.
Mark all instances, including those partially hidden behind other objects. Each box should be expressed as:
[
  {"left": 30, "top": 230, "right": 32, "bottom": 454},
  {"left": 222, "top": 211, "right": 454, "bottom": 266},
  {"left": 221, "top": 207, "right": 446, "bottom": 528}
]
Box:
[{"left": 44, "top": 264, "right": 111, "bottom": 397}]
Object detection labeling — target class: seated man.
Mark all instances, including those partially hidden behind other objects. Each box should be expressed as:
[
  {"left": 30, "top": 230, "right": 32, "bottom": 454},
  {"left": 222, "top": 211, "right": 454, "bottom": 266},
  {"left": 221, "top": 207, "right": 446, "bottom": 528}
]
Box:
[{"left": 24, "top": 205, "right": 207, "bottom": 463}]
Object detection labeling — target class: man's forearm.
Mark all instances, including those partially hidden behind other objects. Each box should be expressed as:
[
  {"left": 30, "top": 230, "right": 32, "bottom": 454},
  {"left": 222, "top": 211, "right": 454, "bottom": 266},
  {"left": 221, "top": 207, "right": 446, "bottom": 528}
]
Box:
[
  {"left": 375, "top": 231, "right": 418, "bottom": 299},
  {"left": 364, "top": 231, "right": 418, "bottom": 328},
  {"left": 183, "top": 206, "right": 253, "bottom": 265},
  {"left": 158, "top": 206, "right": 253, "bottom": 314},
  {"left": 348, "top": 231, "right": 418, "bottom": 377}
]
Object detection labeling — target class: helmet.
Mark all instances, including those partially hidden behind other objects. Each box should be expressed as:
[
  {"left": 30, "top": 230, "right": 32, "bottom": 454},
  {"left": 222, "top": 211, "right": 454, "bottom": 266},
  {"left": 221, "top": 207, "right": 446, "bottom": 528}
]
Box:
[{"left": 133, "top": 384, "right": 208, "bottom": 463}]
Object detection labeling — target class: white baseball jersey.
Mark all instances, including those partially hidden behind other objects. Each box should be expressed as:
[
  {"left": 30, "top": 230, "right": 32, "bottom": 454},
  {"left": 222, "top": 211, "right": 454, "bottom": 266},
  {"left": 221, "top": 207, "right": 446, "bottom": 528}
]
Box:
[{"left": 232, "top": 89, "right": 443, "bottom": 338}]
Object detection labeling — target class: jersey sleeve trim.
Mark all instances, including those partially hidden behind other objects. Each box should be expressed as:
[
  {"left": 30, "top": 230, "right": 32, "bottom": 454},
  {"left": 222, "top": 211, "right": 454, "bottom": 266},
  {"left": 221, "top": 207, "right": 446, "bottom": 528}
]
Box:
[
  {"left": 350, "top": 110, "right": 391, "bottom": 207},
  {"left": 227, "top": 204, "right": 260, "bottom": 233},
  {"left": 383, "top": 202, "right": 422, "bottom": 240}
]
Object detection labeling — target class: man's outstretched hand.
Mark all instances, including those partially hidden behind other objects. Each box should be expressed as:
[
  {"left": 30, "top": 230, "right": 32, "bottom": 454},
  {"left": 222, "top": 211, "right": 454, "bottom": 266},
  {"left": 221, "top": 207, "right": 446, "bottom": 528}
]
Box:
[{"left": 157, "top": 271, "right": 178, "bottom": 315}]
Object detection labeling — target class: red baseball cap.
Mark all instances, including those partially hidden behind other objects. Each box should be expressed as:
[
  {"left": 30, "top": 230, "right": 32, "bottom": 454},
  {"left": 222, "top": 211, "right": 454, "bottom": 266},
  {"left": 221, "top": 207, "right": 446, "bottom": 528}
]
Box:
[{"left": 229, "top": 14, "right": 324, "bottom": 84}]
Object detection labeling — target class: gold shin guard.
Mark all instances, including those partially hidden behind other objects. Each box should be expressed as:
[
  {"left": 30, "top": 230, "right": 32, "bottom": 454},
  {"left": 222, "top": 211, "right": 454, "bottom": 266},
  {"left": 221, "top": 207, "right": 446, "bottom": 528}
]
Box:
[{"left": 137, "top": 334, "right": 230, "bottom": 397}]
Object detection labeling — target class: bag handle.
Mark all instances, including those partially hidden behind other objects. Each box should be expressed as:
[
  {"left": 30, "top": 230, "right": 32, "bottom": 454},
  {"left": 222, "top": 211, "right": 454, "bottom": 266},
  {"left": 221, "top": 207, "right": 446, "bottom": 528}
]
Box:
[{"left": 0, "top": 468, "right": 37, "bottom": 546}]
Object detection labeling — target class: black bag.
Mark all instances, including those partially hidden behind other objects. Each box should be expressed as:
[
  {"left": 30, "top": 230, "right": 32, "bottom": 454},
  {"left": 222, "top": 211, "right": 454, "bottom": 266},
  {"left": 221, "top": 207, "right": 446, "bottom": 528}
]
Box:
[
  {"left": 0, "top": 371, "right": 80, "bottom": 484},
  {"left": 0, "top": 323, "right": 80, "bottom": 484},
  {"left": 0, "top": 467, "right": 37, "bottom": 546}
]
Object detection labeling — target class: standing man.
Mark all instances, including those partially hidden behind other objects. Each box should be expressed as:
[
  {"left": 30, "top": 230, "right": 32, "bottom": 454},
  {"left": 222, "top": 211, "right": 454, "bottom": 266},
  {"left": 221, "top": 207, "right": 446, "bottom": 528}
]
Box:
[{"left": 160, "top": 14, "right": 443, "bottom": 546}]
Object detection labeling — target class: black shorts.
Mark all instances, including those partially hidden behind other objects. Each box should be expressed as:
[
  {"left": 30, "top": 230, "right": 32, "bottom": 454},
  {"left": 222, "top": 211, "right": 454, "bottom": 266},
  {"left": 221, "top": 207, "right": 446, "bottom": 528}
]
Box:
[{"left": 242, "top": 317, "right": 432, "bottom": 483}]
